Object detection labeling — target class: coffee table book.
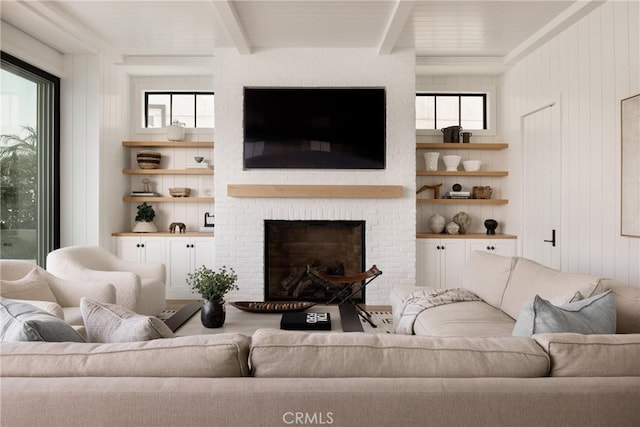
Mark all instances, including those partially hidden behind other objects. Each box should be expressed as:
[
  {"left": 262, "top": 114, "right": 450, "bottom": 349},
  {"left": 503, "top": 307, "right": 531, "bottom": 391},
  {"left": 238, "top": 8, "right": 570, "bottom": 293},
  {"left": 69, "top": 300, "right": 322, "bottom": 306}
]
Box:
[{"left": 280, "top": 312, "right": 331, "bottom": 331}]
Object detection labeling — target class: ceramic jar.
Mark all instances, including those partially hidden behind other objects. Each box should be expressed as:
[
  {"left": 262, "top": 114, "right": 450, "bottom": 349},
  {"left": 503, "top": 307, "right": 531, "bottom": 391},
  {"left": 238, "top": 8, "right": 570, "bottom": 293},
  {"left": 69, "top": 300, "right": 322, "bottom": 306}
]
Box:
[
  {"left": 201, "top": 297, "right": 226, "bottom": 328},
  {"left": 166, "top": 121, "right": 185, "bottom": 141},
  {"left": 442, "top": 155, "right": 461, "bottom": 171},
  {"left": 428, "top": 213, "right": 446, "bottom": 234}
]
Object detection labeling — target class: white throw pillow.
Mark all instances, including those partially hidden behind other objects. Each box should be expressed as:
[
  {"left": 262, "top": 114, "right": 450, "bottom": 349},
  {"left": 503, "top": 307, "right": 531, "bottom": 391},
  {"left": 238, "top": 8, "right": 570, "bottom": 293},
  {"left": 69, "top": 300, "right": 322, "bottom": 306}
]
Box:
[
  {"left": 0, "top": 269, "right": 57, "bottom": 302},
  {"left": 80, "top": 297, "right": 175, "bottom": 343}
]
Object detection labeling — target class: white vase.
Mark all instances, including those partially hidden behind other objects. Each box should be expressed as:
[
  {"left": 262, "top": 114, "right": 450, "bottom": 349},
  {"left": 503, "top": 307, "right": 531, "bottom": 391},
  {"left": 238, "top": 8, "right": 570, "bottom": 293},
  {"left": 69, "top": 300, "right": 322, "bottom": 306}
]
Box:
[
  {"left": 166, "top": 122, "right": 185, "bottom": 141},
  {"left": 133, "top": 221, "right": 158, "bottom": 233},
  {"left": 442, "top": 155, "right": 461, "bottom": 171},
  {"left": 423, "top": 152, "right": 440, "bottom": 171},
  {"left": 428, "top": 213, "right": 446, "bottom": 234}
]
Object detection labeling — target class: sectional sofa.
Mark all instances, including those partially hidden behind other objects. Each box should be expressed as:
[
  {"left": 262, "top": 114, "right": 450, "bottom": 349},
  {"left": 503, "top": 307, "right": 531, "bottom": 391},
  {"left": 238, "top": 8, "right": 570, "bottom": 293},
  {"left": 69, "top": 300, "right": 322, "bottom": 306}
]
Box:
[{"left": 1, "top": 252, "right": 640, "bottom": 427}]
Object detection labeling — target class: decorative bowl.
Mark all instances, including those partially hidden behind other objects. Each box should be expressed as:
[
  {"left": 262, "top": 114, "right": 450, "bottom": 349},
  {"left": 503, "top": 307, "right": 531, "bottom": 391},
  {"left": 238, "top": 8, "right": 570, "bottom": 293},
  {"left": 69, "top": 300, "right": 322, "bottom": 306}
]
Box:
[
  {"left": 169, "top": 187, "right": 190, "bottom": 197},
  {"left": 194, "top": 156, "right": 204, "bottom": 163},
  {"left": 136, "top": 151, "right": 161, "bottom": 169},
  {"left": 462, "top": 160, "right": 482, "bottom": 171},
  {"left": 442, "top": 155, "right": 461, "bottom": 171},
  {"left": 230, "top": 301, "right": 316, "bottom": 313}
]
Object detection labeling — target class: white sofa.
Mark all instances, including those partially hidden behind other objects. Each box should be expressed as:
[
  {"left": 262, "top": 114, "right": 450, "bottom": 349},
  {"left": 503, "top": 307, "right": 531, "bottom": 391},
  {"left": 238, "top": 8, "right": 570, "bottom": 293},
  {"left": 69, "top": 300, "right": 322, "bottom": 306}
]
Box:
[
  {"left": 46, "top": 246, "right": 166, "bottom": 316},
  {"left": 390, "top": 251, "right": 640, "bottom": 336},
  {"left": 0, "top": 260, "right": 115, "bottom": 326}
]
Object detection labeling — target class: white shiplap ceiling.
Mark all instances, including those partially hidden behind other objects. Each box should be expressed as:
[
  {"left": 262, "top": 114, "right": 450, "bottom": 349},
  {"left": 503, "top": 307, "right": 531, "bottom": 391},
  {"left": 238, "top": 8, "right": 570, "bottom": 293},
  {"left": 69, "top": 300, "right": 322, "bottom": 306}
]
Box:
[{"left": 0, "top": 0, "right": 604, "bottom": 75}]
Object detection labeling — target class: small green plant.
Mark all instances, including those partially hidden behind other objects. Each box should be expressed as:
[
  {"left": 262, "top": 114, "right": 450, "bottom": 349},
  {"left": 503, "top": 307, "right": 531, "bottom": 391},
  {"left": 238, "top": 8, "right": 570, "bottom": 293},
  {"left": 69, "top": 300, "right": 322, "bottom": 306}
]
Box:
[
  {"left": 187, "top": 265, "right": 238, "bottom": 300},
  {"left": 135, "top": 202, "right": 155, "bottom": 222}
]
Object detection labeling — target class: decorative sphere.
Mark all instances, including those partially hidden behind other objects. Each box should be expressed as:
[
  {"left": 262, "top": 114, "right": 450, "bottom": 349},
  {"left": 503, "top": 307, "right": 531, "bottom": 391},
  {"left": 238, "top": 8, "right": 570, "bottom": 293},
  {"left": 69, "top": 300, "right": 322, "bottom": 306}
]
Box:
[{"left": 445, "top": 221, "right": 460, "bottom": 235}]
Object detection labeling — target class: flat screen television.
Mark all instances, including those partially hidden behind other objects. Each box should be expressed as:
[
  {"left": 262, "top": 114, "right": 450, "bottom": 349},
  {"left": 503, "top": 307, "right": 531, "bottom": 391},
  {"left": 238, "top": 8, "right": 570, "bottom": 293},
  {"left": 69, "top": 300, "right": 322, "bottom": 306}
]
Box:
[{"left": 243, "top": 87, "right": 386, "bottom": 169}]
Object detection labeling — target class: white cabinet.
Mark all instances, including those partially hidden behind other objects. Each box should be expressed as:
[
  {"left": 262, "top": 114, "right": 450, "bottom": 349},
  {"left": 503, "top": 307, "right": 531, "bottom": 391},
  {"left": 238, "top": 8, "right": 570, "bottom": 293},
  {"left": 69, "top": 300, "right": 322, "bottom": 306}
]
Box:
[
  {"left": 466, "top": 239, "right": 517, "bottom": 258},
  {"left": 165, "top": 236, "right": 215, "bottom": 299},
  {"left": 115, "top": 236, "right": 166, "bottom": 264},
  {"left": 416, "top": 239, "right": 466, "bottom": 289}
]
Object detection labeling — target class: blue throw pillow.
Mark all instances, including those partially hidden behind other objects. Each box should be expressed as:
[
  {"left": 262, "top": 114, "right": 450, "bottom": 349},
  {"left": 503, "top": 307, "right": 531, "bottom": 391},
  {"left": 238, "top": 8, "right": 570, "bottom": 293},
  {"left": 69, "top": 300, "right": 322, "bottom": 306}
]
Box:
[
  {"left": 512, "top": 290, "right": 616, "bottom": 337},
  {"left": 0, "top": 297, "right": 85, "bottom": 342}
]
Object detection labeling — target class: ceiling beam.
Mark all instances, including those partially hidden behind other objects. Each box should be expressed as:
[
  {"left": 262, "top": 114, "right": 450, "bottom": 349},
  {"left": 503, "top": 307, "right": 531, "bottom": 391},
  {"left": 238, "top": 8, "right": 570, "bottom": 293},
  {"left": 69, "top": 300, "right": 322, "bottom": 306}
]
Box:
[
  {"left": 210, "top": 0, "right": 251, "bottom": 55},
  {"left": 15, "top": 0, "right": 123, "bottom": 61},
  {"left": 504, "top": 0, "right": 605, "bottom": 65},
  {"left": 378, "top": 0, "right": 414, "bottom": 55}
]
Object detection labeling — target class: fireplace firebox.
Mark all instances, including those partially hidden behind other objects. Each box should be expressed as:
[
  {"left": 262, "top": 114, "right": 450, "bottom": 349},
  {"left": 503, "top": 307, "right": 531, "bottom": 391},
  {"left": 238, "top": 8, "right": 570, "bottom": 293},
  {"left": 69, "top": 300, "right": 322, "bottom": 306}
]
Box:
[{"left": 264, "top": 220, "right": 365, "bottom": 303}]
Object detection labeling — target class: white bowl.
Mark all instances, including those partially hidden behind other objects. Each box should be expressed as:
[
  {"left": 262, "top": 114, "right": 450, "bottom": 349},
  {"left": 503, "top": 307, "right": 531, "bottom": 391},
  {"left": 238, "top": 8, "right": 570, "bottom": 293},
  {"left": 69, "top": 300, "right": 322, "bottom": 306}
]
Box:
[
  {"left": 442, "top": 155, "right": 461, "bottom": 171},
  {"left": 462, "top": 160, "right": 482, "bottom": 171}
]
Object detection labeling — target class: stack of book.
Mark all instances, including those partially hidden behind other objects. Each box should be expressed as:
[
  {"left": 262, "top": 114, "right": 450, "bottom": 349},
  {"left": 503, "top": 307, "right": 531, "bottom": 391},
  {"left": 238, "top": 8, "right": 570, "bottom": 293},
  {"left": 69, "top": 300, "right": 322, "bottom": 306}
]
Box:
[
  {"left": 445, "top": 191, "right": 471, "bottom": 199},
  {"left": 130, "top": 191, "right": 160, "bottom": 197},
  {"left": 186, "top": 161, "right": 210, "bottom": 169}
]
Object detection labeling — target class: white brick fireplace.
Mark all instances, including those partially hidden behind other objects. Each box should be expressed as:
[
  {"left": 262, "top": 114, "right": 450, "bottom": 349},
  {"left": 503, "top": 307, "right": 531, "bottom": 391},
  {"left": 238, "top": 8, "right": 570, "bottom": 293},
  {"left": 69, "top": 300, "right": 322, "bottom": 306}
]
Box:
[{"left": 213, "top": 48, "right": 416, "bottom": 304}]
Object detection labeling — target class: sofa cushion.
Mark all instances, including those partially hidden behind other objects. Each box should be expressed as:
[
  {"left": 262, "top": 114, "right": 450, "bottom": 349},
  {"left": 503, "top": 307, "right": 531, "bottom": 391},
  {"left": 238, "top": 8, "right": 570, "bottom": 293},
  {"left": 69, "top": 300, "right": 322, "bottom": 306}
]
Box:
[
  {"left": 0, "top": 334, "right": 251, "bottom": 377},
  {"left": 249, "top": 329, "right": 549, "bottom": 378},
  {"left": 0, "top": 297, "right": 85, "bottom": 343},
  {"left": 412, "top": 301, "right": 515, "bottom": 337},
  {"left": 0, "top": 268, "right": 57, "bottom": 303},
  {"left": 462, "top": 251, "right": 517, "bottom": 309},
  {"left": 500, "top": 257, "right": 602, "bottom": 319},
  {"left": 598, "top": 280, "right": 640, "bottom": 333},
  {"left": 80, "top": 297, "right": 174, "bottom": 343},
  {"left": 512, "top": 291, "right": 616, "bottom": 337},
  {"left": 533, "top": 333, "right": 640, "bottom": 377}
]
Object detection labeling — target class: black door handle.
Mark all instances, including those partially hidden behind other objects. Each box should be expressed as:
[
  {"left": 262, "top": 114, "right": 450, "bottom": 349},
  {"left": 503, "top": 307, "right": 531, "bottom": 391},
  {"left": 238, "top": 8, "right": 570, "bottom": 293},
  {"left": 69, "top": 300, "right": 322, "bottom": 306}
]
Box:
[{"left": 544, "top": 229, "right": 556, "bottom": 247}]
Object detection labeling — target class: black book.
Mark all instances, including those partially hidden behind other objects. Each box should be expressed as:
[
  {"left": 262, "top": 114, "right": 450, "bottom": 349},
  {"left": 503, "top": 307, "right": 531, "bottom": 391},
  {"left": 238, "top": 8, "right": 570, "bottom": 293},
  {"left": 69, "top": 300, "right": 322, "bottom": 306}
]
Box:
[{"left": 280, "top": 312, "right": 331, "bottom": 331}]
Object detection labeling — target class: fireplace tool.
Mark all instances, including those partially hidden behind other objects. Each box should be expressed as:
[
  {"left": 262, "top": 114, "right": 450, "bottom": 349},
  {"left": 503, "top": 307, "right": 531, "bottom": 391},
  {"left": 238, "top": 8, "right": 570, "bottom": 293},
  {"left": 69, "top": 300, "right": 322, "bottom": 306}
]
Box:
[{"left": 306, "top": 265, "right": 382, "bottom": 327}]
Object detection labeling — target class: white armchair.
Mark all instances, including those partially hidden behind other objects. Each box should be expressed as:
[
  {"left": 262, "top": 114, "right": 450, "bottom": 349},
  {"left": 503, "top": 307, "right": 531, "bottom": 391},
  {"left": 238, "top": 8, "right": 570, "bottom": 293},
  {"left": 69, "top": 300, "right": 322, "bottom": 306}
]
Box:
[
  {"left": 46, "top": 246, "right": 166, "bottom": 316},
  {"left": 0, "top": 259, "right": 116, "bottom": 326}
]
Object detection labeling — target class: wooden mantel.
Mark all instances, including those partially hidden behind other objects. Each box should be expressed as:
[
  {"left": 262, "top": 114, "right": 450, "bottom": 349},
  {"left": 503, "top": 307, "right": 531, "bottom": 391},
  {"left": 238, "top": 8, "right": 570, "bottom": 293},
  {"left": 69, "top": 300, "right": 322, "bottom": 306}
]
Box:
[{"left": 227, "top": 184, "right": 404, "bottom": 199}]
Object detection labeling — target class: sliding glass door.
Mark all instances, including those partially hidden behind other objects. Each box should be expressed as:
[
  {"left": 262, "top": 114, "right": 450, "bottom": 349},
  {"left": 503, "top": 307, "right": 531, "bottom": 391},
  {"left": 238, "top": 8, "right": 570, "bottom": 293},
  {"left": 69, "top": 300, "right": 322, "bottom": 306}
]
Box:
[{"left": 0, "top": 52, "right": 59, "bottom": 264}]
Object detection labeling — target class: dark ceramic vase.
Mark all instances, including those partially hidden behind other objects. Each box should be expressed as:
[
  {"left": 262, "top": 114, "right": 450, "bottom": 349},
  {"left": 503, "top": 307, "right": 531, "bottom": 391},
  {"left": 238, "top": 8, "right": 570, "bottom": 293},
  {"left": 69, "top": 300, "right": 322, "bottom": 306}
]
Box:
[
  {"left": 201, "top": 297, "right": 226, "bottom": 328},
  {"left": 484, "top": 219, "right": 498, "bottom": 235}
]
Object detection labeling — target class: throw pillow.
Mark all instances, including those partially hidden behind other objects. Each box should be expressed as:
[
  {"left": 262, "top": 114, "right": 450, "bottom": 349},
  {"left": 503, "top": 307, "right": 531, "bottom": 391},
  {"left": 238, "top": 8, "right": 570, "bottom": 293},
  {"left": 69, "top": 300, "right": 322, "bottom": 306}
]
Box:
[
  {"left": 512, "top": 290, "right": 616, "bottom": 337},
  {"left": 11, "top": 299, "right": 65, "bottom": 319},
  {"left": 0, "top": 297, "right": 85, "bottom": 342},
  {"left": 0, "top": 268, "right": 57, "bottom": 302},
  {"left": 80, "top": 297, "right": 175, "bottom": 343}
]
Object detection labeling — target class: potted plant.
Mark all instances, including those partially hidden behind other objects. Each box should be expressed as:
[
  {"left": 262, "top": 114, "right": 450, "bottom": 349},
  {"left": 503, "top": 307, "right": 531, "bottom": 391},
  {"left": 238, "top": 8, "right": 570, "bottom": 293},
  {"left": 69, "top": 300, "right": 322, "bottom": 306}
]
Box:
[
  {"left": 186, "top": 265, "right": 238, "bottom": 328},
  {"left": 132, "top": 202, "right": 158, "bottom": 232}
]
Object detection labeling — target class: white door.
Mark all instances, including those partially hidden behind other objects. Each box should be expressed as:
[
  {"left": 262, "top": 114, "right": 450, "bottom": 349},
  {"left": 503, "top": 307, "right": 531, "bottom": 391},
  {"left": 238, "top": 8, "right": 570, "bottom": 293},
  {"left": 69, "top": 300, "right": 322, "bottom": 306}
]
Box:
[{"left": 522, "top": 102, "right": 562, "bottom": 269}]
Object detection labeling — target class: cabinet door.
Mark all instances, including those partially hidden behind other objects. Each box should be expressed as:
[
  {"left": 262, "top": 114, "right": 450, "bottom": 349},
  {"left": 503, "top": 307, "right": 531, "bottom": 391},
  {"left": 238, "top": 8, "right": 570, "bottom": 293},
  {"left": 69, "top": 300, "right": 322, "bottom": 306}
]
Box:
[
  {"left": 440, "top": 240, "right": 466, "bottom": 289},
  {"left": 165, "top": 237, "right": 192, "bottom": 296},
  {"left": 115, "top": 237, "right": 142, "bottom": 262},
  {"left": 467, "top": 240, "right": 516, "bottom": 258},
  {"left": 140, "top": 238, "right": 165, "bottom": 264},
  {"left": 417, "top": 239, "right": 443, "bottom": 288},
  {"left": 191, "top": 237, "right": 215, "bottom": 270}
]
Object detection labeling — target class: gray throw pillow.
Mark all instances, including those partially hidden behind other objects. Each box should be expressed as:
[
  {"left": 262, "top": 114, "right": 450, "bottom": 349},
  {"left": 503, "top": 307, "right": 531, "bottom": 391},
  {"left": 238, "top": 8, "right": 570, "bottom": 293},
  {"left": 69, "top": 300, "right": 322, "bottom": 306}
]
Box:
[
  {"left": 0, "top": 297, "right": 85, "bottom": 342},
  {"left": 80, "top": 297, "right": 175, "bottom": 343},
  {"left": 512, "top": 290, "right": 616, "bottom": 337}
]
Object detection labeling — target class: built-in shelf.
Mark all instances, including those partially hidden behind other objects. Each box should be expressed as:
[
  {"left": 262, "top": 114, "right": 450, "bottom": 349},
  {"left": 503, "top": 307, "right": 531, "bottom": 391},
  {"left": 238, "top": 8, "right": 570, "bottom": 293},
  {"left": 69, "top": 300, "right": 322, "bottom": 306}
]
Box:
[
  {"left": 123, "top": 168, "right": 213, "bottom": 175},
  {"left": 416, "top": 233, "right": 517, "bottom": 239},
  {"left": 227, "top": 184, "right": 403, "bottom": 199},
  {"left": 417, "top": 199, "right": 508, "bottom": 205},
  {"left": 123, "top": 141, "right": 214, "bottom": 148},
  {"left": 417, "top": 170, "right": 508, "bottom": 177},
  {"left": 111, "top": 232, "right": 214, "bottom": 237},
  {"left": 416, "top": 143, "right": 508, "bottom": 150},
  {"left": 123, "top": 196, "right": 214, "bottom": 203}
]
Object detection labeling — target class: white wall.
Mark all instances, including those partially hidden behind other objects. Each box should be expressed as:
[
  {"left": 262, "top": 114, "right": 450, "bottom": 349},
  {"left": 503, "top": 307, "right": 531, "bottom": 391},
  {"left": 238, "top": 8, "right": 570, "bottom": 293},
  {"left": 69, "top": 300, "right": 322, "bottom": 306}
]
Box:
[
  {"left": 500, "top": 0, "right": 640, "bottom": 286},
  {"left": 213, "top": 48, "right": 417, "bottom": 304}
]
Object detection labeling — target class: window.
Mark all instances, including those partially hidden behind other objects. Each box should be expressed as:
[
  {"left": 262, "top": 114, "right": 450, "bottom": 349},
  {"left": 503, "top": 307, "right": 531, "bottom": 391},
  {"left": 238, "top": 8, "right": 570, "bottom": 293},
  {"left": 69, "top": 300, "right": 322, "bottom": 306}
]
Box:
[
  {"left": 1, "top": 52, "right": 60, "bottom": 265},
  {"left": 143, "top": 91, "right": 214, "bottom": 128},
  {"left": 416, "top": 93, "right": 487, "bottom": 130}
]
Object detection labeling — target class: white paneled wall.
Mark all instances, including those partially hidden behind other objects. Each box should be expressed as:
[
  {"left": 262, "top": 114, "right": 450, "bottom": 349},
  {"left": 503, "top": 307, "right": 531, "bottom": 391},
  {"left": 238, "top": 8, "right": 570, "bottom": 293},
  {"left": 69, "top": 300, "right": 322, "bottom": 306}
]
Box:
[
  {"left": 213, "top": 48, "right": 417, "bottom": 304},
  {"left": 500, "top": 0, "right": 640, "bottom": 286}
]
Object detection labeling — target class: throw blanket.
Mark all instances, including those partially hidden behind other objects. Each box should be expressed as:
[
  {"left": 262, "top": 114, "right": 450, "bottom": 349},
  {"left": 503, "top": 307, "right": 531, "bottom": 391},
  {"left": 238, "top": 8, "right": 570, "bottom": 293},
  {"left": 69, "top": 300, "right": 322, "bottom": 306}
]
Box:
[{"left": 396, "top": 288, "right": 481, "bottom": 335}]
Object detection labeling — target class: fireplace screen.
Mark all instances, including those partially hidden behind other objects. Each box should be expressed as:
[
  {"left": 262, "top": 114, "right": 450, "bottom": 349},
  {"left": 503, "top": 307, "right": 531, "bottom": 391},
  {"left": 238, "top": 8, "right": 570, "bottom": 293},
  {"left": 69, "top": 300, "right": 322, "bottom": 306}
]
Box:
[{"left": 264, "top": 220, "right": 365, "bottom": 303}]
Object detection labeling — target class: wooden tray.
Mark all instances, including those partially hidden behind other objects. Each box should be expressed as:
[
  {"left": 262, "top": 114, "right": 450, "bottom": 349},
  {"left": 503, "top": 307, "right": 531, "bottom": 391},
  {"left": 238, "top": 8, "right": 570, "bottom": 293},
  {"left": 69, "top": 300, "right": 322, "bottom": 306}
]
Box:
[{"left": 230, "top": 301, "right": 315, "bottom": 313}]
